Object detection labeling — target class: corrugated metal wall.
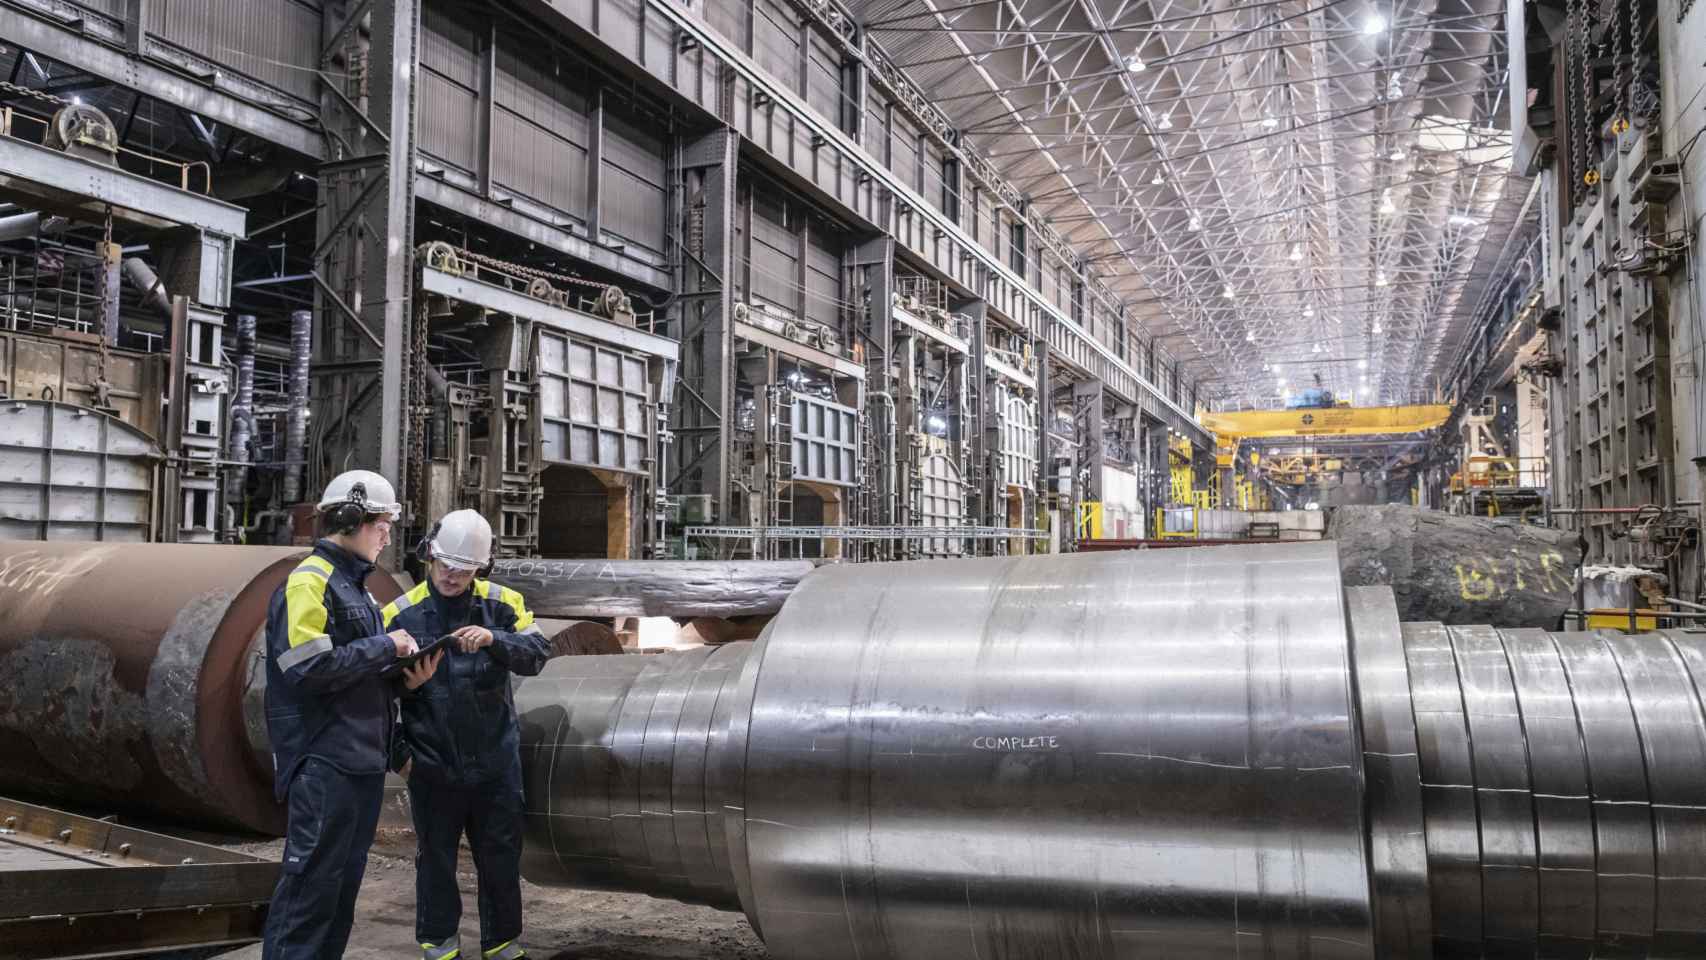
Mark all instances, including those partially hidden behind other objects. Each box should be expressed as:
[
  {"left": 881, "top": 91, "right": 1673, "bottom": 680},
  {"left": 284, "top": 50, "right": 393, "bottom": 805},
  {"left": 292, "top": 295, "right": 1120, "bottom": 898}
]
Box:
[
  {"left": 752, "top": 0, "right": 799, "bottom": 88},
  {"left": 146, "top": 0, "right": 321, "bottom": 101},
  {"left": 805, "top": 34, "right": 841, "bottom": 122},
  {"left": 493, "top": 37, "right": 591, "bottom": 218},
  {"left": 804, "top": 228, "right": 841, "bottom": 329},
  {"left": 138, "top": 0, "right": 320, "bottom": 100},
  {"left": 749, "top": 187, "right": 797, "bottom": 311},
  {"left": 419, "top": 7, "right": 480, "bottom": 176},
  {"left": 601, "top": 113, "right": 666, "bottom": 256},
  {"left": 416, "top": 5, "right": 665, "bottom": 257}
]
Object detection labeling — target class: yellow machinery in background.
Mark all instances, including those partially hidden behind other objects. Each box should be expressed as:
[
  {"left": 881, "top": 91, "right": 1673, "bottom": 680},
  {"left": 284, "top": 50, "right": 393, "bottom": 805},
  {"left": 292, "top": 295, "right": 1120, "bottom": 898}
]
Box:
[{"left": 1202, "top": 404, "right": 1452, "bottom": 440}]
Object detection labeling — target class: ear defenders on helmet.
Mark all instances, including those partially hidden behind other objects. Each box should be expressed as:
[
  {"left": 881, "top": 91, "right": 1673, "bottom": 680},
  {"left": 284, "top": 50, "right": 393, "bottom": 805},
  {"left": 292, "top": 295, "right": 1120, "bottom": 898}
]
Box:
[
  {"left": 416, "top": 520, "right": 442, "bottom": 564},
  {"left": 325, "top": 481, "right": 370, "bottom": 535}
]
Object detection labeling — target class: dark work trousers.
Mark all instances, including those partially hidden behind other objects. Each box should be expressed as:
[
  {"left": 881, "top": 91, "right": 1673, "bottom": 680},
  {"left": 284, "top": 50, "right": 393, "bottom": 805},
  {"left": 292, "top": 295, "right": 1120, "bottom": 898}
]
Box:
[
  {"left": 408, "top": 767, "right": 525, "bottom": 952},
  {"left": 263, "top": 758, "right": 385, "bottom": 960}
]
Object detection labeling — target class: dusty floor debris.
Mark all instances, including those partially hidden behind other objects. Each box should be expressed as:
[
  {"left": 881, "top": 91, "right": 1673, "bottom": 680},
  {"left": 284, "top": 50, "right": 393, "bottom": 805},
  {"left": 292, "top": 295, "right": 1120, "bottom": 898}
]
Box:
[{"left": 220, "top": 831, "right": 765, "bottom": 960}]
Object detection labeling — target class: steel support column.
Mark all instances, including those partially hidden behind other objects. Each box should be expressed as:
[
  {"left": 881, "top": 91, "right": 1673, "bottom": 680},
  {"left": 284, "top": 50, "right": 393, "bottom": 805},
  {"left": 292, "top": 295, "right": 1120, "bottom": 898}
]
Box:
[
  {"left": 312, "top": 0, "right": 419, "bottom": 546},
  {"left": 678, "top": 127, "right": 739, "bottom": 523}
]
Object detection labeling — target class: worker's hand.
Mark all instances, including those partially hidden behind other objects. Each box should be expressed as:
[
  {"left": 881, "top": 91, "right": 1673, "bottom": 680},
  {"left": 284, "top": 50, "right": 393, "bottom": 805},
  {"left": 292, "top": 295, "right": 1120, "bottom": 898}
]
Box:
[
  {"left": 402, "top": 650, "right": 443, "bottom": 691},
  {"left": 389, "top": 629, "right": 418, "bottom": 658},
  {"left": 452, "top": 625, "right": 494, "bottom": 654}
]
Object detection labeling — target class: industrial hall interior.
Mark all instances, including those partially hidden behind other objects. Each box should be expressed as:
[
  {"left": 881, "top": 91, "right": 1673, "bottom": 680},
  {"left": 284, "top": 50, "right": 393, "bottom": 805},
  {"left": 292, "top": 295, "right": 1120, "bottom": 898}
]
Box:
[{"left": 3, "top": 0, "right": 1706, "bottom": 956}]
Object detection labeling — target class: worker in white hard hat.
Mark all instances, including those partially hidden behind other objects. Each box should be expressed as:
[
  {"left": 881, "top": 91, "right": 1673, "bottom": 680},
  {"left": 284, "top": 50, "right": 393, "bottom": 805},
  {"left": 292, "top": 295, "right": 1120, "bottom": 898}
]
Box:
[
  {"left": 380, "top": 508, "right": 551, "bottom": 960},
  {"left": 261, "top": 469, "right": 445, "bottom": 960}
]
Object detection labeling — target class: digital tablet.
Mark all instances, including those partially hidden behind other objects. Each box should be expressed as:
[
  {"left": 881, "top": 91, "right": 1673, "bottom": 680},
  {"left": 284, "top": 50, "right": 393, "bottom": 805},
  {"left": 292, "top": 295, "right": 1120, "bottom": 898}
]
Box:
[{"left": 395, "top": 633, "right": 457, "bottom": 669}]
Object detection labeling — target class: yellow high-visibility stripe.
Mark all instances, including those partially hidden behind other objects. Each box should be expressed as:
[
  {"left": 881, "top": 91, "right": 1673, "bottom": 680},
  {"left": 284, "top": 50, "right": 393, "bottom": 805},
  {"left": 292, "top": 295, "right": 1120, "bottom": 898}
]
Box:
[
  {"left": 478, "top": 580, "right": 534, "bottom": 632},
  {"left": 381, "top": 581, "right": 432, "bottom": 628},
  {"left": 284, "top": 559, "right": 333, "bottom": 650}
]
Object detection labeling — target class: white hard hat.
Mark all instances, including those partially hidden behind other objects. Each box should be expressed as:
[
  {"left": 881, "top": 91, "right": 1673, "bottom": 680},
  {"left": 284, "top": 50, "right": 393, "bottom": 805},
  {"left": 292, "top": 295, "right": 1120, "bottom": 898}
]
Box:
[
  {"left": 427, "top": 509, "right": 493, "bottom": 571},
  {"left": 317, "top": 469, "right": 402, "bottom": 521}
]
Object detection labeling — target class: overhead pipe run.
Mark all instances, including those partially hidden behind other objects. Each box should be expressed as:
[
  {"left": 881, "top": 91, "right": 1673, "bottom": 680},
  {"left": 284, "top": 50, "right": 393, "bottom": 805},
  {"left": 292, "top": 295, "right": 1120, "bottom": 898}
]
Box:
[{"left": 514, "top": 543, "right": 1706, "bottom": 959}]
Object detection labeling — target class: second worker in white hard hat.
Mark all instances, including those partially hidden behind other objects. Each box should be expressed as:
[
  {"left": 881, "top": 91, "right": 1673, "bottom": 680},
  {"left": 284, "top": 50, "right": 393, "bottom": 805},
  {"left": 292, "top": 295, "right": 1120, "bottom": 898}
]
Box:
[{"left": 381, "top": 509, "right": 551, "bottom": 960}]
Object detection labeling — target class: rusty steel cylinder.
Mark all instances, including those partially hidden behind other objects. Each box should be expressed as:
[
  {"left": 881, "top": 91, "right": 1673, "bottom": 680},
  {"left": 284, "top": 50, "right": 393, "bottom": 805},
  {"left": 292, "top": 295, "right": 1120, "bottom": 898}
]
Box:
[{"left": 0, "top": 542, "right": 398, "bottom": 834}]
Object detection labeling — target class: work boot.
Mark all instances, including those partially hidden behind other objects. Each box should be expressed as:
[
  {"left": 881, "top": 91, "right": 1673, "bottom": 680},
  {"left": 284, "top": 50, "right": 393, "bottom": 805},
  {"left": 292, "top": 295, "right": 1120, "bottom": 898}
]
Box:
[
  {"left": 482, "top": 940, "right": 526, "bottom": 960},
  {"left": 421, "top": 936, "right": 461, "bottom": 960}
]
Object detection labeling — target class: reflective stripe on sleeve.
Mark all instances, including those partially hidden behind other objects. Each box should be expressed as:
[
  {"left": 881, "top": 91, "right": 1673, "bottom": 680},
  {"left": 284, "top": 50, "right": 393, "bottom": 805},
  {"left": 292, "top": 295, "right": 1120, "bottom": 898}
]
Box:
[{"left": 276, "top": 634, "right": 333, "bottom": 672}]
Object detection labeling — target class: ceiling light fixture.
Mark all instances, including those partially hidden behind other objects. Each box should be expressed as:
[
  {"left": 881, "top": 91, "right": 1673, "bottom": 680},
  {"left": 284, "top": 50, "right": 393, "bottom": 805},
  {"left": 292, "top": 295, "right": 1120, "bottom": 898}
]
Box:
[
  {"left": 1246, "top": 330, "right": 1256, "bottom": 342},
  {"left": 1156, "top": 111, "right": 1173, "bottom": 130},
  {"left": 1312, "top": 342, "right": 1323, "bottom": 354},
  {"left": 1125, "top": 53, "right": 1147, "bottom": 73},
  {"left": 1376, "top": 270, "right": 1389, "bottom": 287},
  {"left": 1358, "top": 358, "right": 1368, "bottom": 369},
  {"left": 1364, "top": 13, "right": 1388, "bottom": 35},
  {"left": 1303, "top": 306, "right": 1315, "bottom": 318},
  {"left": 1389, "top": 147, "right": 1405, "bottom": 161},
  {"left": 1288, "top": 243, "right": 1304, "bottom": 262},
  {"left": 1449, "top": 213, "right": 1477, "bottom": 227},
  {"left": 1224, "top": 284, "right": 1236, "bottom": 298},
  {"left": 1262, "top": 112, "right": 1280, "bottom": 128},
  {"left": 1188, "top": 214, "right": 1202, "bottom": 231},
  {"left": 1379, "top": 189, "right": 1396, "bottom": 214},
  {"left": 1372, "top": 321, "right": 1384, "bottom": 334},
  {"left": 1151, "top": 170, "right": 1165, "bottom": 185}
]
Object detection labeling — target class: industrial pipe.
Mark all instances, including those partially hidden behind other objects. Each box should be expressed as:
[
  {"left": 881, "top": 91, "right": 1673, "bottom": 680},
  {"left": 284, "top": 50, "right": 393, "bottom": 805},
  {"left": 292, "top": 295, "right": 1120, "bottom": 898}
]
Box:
[
  {"left": 514, "top": 542, "right": 1706, "bottom": 959},
  {"left": 228, "top": 313, "right": 256, "bottom": 505},
  {"left": 0, "top": 212, "right": 70, "bottom": 242},
  {"left": 0, "top": 542, "right": 402, "bottom": 834},
  {"left": 282, "top": 309, "right": 311, "bottom": 504},
  {"left": 121, "top": 256, "right": 173, "bottom": 315}
]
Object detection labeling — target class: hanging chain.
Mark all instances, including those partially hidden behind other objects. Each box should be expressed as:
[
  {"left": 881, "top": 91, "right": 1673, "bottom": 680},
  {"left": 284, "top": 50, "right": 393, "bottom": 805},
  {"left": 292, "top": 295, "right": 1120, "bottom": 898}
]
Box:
[
  {"left": 1566, "top": 0, "right": 1585, "bottom": 203},
  {"left": 407, "top": 289, "right": 430, "bottom": 521},
  {"left": 1577, "top": 0, "right": 1599, "bottom": 191},
  {"left": 1630, "top": 0, "right": 1660, "bottom": 123},
  {"left": 1611, "top": 0, "right": 1629, "bottom": 140}
]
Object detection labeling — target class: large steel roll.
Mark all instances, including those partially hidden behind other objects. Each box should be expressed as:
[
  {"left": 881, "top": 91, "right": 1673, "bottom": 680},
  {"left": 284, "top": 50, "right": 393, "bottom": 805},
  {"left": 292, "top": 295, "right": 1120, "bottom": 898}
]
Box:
[
  {"left": 517, "top": 542, "right": 1706, "bottom": 960},
  {"left": 519, "top": 542, "right": 1377, "bottom": 958},
  {"left": 0, "top": 542, "right": 400, "bottom": 834}
]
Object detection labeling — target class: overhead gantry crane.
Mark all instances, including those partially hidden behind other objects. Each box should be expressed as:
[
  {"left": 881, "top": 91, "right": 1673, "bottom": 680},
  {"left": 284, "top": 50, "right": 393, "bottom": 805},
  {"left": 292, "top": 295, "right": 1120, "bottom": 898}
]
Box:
[{"left": 1201, "top": 404, "right": 1452, "bottom": 506}]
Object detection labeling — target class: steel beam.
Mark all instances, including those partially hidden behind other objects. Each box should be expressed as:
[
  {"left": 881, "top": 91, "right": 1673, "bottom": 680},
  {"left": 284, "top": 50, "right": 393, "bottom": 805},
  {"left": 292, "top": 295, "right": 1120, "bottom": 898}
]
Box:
[
  {"left": 0, "top": 0, "right": 323, "bottom": 159},
  {"left": 419, "top": 266, "right": 679, "bottom": 362},
  {"left": 731, "top": 319, "right": 862, "bottom": 378},
  {"left": 414, "top": 174, "right": 672, "bottom": 290},
  {"left": 0, "top": 135, "right": 246, "bottom": 238}
]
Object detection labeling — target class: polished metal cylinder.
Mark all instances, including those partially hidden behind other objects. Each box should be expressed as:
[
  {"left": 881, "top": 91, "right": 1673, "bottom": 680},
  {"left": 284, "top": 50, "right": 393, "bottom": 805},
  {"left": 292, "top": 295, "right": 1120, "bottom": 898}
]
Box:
[
  {"left": 516, "top": 542, "right": 1706, "bottom": 959},
  {"left": 519, "top": 542, "right": 1376, "bottom": 958}
]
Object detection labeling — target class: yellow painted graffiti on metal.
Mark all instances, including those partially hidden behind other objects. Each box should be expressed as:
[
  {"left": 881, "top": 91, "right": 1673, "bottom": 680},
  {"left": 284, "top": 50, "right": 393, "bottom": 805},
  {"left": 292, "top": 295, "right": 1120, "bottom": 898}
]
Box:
[{"left": 1454, "top": 550, "right": 1568, "bottom": 601}]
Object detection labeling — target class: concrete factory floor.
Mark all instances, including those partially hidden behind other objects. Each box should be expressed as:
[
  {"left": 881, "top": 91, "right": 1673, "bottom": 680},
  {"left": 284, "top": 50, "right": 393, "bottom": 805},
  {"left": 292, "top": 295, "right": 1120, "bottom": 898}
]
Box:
[{"left": 218, "top": 829, "right": 764, "bottom": 960}]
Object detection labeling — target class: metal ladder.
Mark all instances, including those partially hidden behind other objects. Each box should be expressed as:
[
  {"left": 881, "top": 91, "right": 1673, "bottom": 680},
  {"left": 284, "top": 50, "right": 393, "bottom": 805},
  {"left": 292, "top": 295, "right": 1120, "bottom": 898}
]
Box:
[{"left": 764, "top": 384, "right": 796, "bottom": 558}]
